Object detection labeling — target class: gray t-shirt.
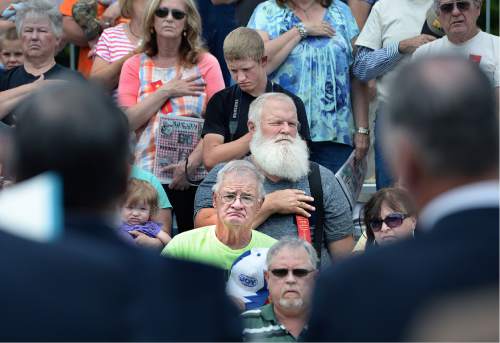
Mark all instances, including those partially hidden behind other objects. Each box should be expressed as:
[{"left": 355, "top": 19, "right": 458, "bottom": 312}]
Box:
[{"left": 194, "top": 158, "right": 354, "bottom": 265}]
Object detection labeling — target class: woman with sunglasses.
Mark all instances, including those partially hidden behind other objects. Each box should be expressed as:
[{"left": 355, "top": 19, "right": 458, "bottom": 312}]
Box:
[
  {"left": 353, "top": 187, "right": 417, "bottom": 252},
  {"left": 91, "top": 0, "right": 147, "bottom": 92},
  {"left": 118, "top": 0, "right": 225, "bottom": 232}
]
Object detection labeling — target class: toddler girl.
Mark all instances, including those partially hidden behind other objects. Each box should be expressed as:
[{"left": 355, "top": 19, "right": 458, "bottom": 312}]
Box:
[{"left": 120, "top": 178, "right": 171, "bottom": 247}]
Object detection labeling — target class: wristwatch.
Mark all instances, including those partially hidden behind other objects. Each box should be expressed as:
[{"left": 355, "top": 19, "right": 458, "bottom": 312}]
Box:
[
  {"left": 356, "top": 127, "right": 370, "bottom": 135},
  {"left": 295, "top": 22, "right": 308, "bottom": 39}
]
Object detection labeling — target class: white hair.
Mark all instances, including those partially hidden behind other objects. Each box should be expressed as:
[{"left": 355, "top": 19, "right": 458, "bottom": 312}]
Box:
[
  {"left": 212, "top": 159, "right": 265, "bottom": 199},
  {"left": 248, "top": 92, "right": 296, "bottom": 128},
  {"left": 16, "top": 0, "right": 63, "bottom": 38}
]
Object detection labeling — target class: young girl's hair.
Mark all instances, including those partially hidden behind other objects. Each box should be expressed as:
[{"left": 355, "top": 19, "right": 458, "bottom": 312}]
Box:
[
  {"left": 0, "top": 27, "right": 20, "bottom": 50},
  {"left": 123, "top": 178, "right": 159, "bottom": 216}
]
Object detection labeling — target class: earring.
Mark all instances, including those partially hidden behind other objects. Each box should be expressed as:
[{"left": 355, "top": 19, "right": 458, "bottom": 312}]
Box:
[{"left": 183, "top": 30, "right": 187, "bottom": 37}]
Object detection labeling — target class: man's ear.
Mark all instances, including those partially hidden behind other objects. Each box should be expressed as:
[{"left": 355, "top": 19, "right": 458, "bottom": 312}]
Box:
[
  {"left": 248, "top": 120, "right": 256, "bottom": 133},
  {"left": 264, "top": 270, "right": 270, "bottom": 284},
  {"left": 212, "top": 192, "right": 217, "bottom": 209},
  {"left": 261, "top": 56, "right": 268, "bottom": 67}
]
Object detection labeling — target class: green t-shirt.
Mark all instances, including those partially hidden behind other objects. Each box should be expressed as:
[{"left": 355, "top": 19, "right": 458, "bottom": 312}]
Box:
[{"left": 161, "top": 225, "right": 277, "bottom": 270}]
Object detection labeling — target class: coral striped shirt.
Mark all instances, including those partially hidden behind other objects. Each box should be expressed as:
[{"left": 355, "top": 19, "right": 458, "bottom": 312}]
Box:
[{"left": 95, "top": 23, "right": 137, "bottom": 63}]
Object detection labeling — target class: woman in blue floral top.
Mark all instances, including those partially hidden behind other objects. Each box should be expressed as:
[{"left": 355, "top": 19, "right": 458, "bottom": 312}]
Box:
[{"left": 248, "top": 0, "right": 369, "bottom": 173}]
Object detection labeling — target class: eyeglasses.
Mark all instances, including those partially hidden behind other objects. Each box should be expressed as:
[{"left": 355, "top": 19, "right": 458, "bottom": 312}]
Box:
[
  {"left": 154, "top": 7, "right": 187, "bottom": 20},
  {"left": 369, "top": 213, "right": 408, "bottom": 232},
  {"left": 439, "top": 1, "right": 472, "bottom": 13},
  {"left": 270, "top": 268, "right": 315, "bottom": 278},
  {"left": 219, "top": 192, "right": 256, "bottom": 206}
]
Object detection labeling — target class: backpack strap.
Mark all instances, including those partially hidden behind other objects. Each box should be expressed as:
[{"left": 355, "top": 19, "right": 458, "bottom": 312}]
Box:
[
  {"left": 229, "top": 86, "right": 241, "bottom": 141},
  {"left": 308, "top": 162, "right": 324, "bottom": 264}
]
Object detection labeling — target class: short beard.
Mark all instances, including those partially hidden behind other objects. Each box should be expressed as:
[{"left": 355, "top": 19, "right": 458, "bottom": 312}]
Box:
[
  {"left": 279, "top": 297, "right": 304, "bottom": 310},
  {"left": 250, "top": 130, "right": 310, "bottom": 182}
]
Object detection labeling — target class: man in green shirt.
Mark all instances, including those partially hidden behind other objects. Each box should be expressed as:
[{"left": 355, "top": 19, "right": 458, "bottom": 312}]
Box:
[
  {"left": 162, "top": 159, "right": 276, "bottom": 270},
  {"left": 241, "top": 237, "right": 318, "bottom": 342}
]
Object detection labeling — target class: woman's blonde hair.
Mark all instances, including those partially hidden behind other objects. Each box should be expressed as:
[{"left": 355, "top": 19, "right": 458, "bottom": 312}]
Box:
[
  {"left": 123, "top": 178, "right": 159, "bottom": 215},
  {"left": 118, "top": 0, "right": 134, "bottom": 19},
  {"left": 140, "top": 0, "right": 205, "bottom": 66}
]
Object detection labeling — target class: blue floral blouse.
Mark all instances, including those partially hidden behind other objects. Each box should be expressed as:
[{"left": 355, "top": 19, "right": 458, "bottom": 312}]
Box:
[{"left": 248, "top": 0, "right": 359, "bottom": 145}]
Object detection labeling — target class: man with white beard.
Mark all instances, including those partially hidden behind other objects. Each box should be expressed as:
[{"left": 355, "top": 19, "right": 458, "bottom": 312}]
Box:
[
  {"left": 195, "top": 93, "right": 354, "bottom": 266},
  {"left": 241, "top": 237, "right": 318, "bottom": 341}
]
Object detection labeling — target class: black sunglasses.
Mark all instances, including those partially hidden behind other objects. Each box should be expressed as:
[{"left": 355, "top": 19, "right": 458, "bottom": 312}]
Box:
[
  {"left": 369, "top": 213, "right": 408, "bottom": 232},
  {"left": 270, "top": 268, "right": 315, "bottom": 278},
  {"left": 154, "top": 7, "right": 187, "bottom": 20},
  {"left": 439, "top": 1, "right": 472, "bottom": 13}
]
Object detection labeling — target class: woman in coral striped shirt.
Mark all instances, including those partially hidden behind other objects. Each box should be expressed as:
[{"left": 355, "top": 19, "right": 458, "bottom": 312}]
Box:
[{"left": 91, "top": 0, "right": 146, "bottom": 91}]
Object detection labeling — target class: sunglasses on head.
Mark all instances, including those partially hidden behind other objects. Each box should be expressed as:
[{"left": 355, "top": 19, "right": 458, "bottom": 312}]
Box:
[
  {"left": 439, "top": 1, "right": 472, "bottom": 13},
  {"left": 369, "top": 213, "right": 408, "bottom": 232},
  {"left": 154, "top": 7, "right": 186, "bottom": 20},
  {"left": 270, "top": 268, "right": 315, "bottom": 278}
]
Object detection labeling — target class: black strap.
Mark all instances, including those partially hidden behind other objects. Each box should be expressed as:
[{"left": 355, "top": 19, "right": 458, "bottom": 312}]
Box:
[
  {"left": 308, "top": 162, "right": 324, "bottom": 264},
  {"left": 229, "top": 86, "right": 241, "bottom": 141},
  {"left": 229, "top": 82, "right": 275, "bottom": 141}
]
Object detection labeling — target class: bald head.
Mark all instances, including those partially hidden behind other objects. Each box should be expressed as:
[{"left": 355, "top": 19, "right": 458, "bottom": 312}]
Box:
[{"left": 385, "top": 55, "right": 498, "bottom": 178}]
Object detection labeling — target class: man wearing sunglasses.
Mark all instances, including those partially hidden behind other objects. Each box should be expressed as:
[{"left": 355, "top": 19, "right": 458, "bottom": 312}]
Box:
[
  {"left": 307, "top": 56, "right": 499, "bottom": 341},
  {"left": 413, "top": 0, "right": 499, "bottom": 102},
  {"left": 352, "top": 0, "right": 438, "bottom": 190},
  {"left": 242, "top": 237, "right": 318, "bottom": 341}
]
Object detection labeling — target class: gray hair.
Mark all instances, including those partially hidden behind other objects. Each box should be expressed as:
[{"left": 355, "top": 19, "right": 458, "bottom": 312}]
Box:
[
  {"left": 266, "top": 236, "right": 318, "bottom": 270},
  {"left": 16, "top": 0, "right": 63, "bottom": 38},
  {"left": 212, "top": 159, "right": 266, "bottom": 200},
  {"left": 385, "top": 55, "right": 498, "bottom": 177},
  {"left": 433, "top": 0, "right": 482, "bottom": 12},
  {"left": 248, "top": 92, "right": 296, "bottom": 128}
]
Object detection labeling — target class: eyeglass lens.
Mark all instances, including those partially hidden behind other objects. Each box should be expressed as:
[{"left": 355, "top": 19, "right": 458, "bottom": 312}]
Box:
[
  {"left": 220, "top": 193, "right": 255, "bottom": 206},
  {"left": 439, "top": 1, "right": 471, "bottom": 13},
  {"left": 369, "top": 213, "right": 406, "bottom": 232},
  {"left": 155, "top": 7, "right": 186, "bottom": 20},
  {"left": 271, "top": 268, "right": 314, "bottom": 278}
]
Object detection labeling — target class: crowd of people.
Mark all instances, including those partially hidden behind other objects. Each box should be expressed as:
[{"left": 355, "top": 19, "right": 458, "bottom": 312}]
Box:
[{"left": 0, "top": 0, "right": 498, "bottom": 341}]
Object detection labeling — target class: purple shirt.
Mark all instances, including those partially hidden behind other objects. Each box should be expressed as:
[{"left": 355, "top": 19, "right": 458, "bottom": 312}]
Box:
[{"left": 119, "top": 221, "right": 162, "bottom": 239}]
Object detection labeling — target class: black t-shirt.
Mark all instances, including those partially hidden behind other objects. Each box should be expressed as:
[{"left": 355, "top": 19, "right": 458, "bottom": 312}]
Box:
[
  {"left": 202, "top": 80, "right": 311, "bottom": 142},
  {"left": 0, "top": 64, "right": 83, "bottom": 125}
]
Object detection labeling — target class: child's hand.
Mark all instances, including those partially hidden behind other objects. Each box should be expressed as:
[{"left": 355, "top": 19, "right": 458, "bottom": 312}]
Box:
[{"left": 130, "top": 231, "right": 164, "bottom": 250}]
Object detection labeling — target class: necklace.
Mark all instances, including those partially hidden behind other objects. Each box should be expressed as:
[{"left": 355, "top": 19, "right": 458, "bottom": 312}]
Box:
[{"left": 290, "top": 0, "right": 316, "bottom": 19}]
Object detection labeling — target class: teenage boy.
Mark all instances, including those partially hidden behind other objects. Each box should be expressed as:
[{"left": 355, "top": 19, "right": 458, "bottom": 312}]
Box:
[{"left": 201, "top": 27, "right": 310, "bottom": 170}]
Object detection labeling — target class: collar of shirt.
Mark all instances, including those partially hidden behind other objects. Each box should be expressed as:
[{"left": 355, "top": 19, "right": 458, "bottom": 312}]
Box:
[{"left": 419, "top": 180, "right": 499, "bottom": 231}]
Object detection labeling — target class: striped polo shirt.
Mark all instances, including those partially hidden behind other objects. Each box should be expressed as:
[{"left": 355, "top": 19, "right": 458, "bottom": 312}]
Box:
[{"left": 241, "top": 304, "right": 308, "bottom": 342}]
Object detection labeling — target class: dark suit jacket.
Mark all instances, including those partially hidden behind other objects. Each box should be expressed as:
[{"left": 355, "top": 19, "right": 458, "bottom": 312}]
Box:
[
  {"left": 0, "top": 214, "right": 241, "bottom": 341},
  {"left": 306, "top": 207, "right": 499, "bottom": 341}
]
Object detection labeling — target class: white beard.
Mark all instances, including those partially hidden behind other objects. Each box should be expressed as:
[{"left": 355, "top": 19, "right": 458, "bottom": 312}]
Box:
[{"left": 250, "top": 130, "right": 310, "bottom": 182}]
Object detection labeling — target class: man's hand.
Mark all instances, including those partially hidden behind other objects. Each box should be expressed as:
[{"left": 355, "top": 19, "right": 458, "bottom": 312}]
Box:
[
  {"left": 354, "top": 132, "right": 369, "bottom": 161},
  {"left": 398, "top": 34, "right": 436, "bottom": 54},
  {"left": 263, "top": 189, "right": 315, "bottom": 218}
]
